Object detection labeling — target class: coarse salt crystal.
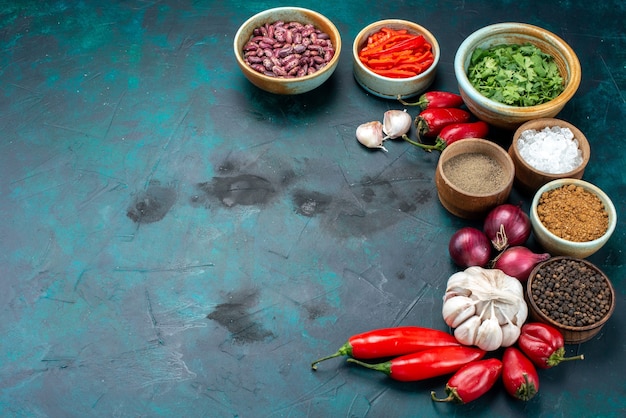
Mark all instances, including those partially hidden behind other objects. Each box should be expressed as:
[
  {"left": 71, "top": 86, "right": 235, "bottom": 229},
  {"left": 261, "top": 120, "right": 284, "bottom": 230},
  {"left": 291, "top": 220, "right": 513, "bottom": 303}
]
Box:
[{"left": 518, "top": 126, "right": 583, "bottom": 174}]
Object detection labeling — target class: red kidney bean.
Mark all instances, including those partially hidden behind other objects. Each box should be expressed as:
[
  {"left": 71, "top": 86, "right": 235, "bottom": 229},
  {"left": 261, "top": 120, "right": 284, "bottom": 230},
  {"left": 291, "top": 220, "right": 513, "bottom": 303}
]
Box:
[{"left": 243, "top": 20, "right": 335, "bottom": 78}]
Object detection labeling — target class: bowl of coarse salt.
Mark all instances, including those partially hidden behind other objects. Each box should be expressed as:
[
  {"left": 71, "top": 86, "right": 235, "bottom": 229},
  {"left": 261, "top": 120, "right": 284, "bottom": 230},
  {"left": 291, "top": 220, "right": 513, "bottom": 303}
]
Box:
[{"left": 508, "top": 118, "right": 590, "bottom": 194}]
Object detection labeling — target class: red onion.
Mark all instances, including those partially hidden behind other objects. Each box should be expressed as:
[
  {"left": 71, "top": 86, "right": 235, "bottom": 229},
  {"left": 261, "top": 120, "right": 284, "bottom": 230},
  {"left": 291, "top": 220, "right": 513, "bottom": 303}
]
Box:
[
  {"left": 493, "top": 246, "right": 550, "bottom": 282},
  {"left": 448, "top": 227, "right": 491, "bottom": 268},
  {"left": 483, "top": 204, "right": 531, "bottom": 251}
]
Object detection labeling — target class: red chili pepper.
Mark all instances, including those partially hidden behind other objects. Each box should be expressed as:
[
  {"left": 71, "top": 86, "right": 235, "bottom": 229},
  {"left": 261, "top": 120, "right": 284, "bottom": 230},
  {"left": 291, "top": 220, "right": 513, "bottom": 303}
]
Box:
[
  {"left": 431, "top": 358, "right": 502, "bottom": 404},
  {"left": 502, "top": 347, "right": 540, "bottom": 401},
  {"left": 311, "top": 326, "right": 460, "bottom": 370},
  {"left": 404, "top": 121, "right": 490, "bottom": 152},
  {"left": 398, "top": 91, "right": 464, "bottom": 110},
  {"left": 414, "top": 108, "right": 471, "bottom": 139},
  {"left": 346, "top": 346, "right": 486, "bottom": 382},
  {"left": 518, "top": 322, "right": 585, "bottom": 369}
]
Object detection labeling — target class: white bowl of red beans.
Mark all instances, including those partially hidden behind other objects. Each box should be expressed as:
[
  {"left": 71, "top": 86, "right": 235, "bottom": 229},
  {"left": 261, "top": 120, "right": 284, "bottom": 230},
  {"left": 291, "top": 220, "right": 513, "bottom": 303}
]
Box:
[
  {"left": 530, "top": 179, "right": 617, "bottom": 258},
  {"left": 233, "top": 7, "right": 341, "bottom": 95},
  {"left": 352, "top": 19, "right": 440, "bottom": 99}
]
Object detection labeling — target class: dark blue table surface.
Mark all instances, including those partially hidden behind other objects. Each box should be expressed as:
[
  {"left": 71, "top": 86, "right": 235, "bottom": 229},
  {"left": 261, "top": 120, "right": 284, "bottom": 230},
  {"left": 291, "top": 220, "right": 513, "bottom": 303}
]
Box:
[{"left": 1, "top": 1, "right": 624, "bottom": 417}]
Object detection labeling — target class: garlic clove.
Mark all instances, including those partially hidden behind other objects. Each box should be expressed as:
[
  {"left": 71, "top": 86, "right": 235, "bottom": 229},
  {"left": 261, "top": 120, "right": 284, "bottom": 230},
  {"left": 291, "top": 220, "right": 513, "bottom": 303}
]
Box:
[
  {"left": 382, "top": 109, "right": 412, "bottom": 140},
  {"left": 442, "top": 295, "right": 476, "bottom": 328},
  {"left": 356, "top": 121, "right": 387, "bottom": 152},
  {"left": 453, "top": 315, "right": 481, "bottom": 346},
  {"left": 475, "top": 317, "right": 503, "bottom": 351},
  {"left": 500, "top": 322, "right": 522, "bottom": 347}
]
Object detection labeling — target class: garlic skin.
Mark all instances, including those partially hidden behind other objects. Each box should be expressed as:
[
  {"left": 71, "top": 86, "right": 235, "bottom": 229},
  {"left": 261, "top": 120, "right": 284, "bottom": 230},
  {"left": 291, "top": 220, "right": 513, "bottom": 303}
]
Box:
[
  {"left": 382, "top": 109, "right": 412, "bottom": 140},
  {"left": 442, "top": 267, "right": 528, "bottom": 351},
  {"left": 356, "top": 121, "right": 387, "bottom": 152}
]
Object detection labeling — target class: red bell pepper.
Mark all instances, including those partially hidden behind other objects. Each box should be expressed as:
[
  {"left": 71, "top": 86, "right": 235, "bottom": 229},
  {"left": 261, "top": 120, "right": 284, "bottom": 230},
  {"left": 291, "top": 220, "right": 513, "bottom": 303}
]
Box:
[
  {"left": 311, "top": 326, "right": 460, "bottom": 370},
  {"left": 398, "top": 91, "right": 464, "bottom": 110},
  {"left": 431, "top": 358, "right": 502, "bottom": 404},
  {"left": 518, "top": 322, "right": 585, "bottom": 369},
  {"left": 346, "top": 346, "right": 486, "bottom": 382},
  {"left": 502, "top": 347, "right": 539, "bottom": 401}
]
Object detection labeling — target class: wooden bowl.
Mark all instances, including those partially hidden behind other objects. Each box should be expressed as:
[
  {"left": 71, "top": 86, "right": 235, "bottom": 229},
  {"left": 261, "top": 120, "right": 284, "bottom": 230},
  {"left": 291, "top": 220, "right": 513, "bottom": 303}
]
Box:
[
  {"left": 353, "top": 19, "right": 440, "bottom": 99},
  {"left": 530, "top": 179, "right": 617, "bottom": 258},
  {"left": 454, "top": 23, "right": 581, "bottom": 130},
  {"left": 509, "top": 118, "right": 590, "bottom": 195},
  {"left": 435, "top": 138, "right": 514, "bottom": 219},
  {"left": 233, "top": 7, "right": 341, "bottom": 95},
  {"left": 526, "top": 256, "right": 616, "bottom": 344}
]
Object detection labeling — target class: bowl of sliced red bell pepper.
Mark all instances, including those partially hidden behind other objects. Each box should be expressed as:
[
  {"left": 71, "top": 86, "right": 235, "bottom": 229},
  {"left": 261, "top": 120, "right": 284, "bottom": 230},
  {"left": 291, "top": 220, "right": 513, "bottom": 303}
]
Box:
[{"left": 353, "top": 19, "right": 440, "bottom": 99}]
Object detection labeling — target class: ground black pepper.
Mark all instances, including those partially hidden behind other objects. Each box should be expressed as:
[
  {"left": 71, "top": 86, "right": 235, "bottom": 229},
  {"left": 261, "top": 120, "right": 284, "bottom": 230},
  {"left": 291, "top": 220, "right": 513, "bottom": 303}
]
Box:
[
  {"left": 530, "top": 258, "right": 612, "bottom": 327},
  {"left": 442, "top": 152, "right": 507, "bottom": 194}
]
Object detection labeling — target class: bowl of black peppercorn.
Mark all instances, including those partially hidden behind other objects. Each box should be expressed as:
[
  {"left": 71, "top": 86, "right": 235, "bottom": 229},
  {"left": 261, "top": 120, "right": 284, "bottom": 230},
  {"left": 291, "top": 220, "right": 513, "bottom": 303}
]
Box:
[{"left": 526, "top": 256, "right": 615, "bottom": 344}]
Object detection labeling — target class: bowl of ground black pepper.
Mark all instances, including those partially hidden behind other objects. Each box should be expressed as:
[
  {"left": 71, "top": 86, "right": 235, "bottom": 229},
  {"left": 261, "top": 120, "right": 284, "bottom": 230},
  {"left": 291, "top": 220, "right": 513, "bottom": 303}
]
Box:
[
  {"left": 435, "top": 138, "right": 515, "bottom": 219},
  {"left": 530, "top": 179, "right": 617, "bottom": 258},
  {"left": 509, "top": 118, "right": 590, "bottom": 194},
  {"left": 527, "top": 256, "right": 616, "bottom": 344}
]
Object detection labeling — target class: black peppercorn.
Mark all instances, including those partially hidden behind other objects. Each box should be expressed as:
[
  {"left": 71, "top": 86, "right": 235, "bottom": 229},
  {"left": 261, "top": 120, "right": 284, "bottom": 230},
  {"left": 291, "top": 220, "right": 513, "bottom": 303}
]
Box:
[{"left": 530, "top": 258, "right": 612, "bottom": 328}]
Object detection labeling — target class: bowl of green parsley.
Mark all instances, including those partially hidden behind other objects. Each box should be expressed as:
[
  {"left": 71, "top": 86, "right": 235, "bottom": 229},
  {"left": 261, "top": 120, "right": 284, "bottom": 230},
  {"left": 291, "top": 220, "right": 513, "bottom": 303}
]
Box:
[{"left": 454, "top": 23, "right": 581, "bottom": 130}]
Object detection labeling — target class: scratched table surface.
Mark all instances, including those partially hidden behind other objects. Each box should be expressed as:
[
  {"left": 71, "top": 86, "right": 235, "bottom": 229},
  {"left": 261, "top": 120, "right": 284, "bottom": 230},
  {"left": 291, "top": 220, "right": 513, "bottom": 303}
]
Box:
[{"left": 1, "top": 0, "right": 625, "bottom": 417}]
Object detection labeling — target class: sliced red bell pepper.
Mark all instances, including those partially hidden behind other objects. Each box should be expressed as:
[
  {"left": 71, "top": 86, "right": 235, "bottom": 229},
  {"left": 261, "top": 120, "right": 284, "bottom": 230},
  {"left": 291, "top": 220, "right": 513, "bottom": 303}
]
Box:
[
  {"left": 361, "top": 35, "right": 426, "bottom": 58},
  {"left": 358, "top": 27, "right": 434, "bottom": 78},
  {"left": 371, "top": 68, "right": 419, "bottom": 78}
]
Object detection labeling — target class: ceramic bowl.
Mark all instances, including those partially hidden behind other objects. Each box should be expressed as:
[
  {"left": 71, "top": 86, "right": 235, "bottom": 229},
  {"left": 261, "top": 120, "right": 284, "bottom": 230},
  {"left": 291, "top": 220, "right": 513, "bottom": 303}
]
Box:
[
  {"left": 530, "top": 179, "right": 617, "bottom": 258},
  {"left": 454, "top": 23, "right": 581, "bottom": 130},
  {"left": 233, "top": 7, "right": 341, "bottom": 95},
  {"left": 353, "top": 19, "right": 440, "bottom": 99},
  {"left": 435, "top": 138, "right": 515, "bottom": 219},
  {"left": 509, "top": 118, "right": 590, "bottom": 194},
  {"left": 526, "top": 256, "right": 615, "bottom": 344}
]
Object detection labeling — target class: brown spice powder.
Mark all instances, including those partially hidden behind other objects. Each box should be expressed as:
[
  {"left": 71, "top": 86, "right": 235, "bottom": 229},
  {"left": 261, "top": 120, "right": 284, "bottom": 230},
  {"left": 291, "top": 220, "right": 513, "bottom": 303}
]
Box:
[
  {"left": 537, "top": 184, "right": 608, "bottom": 242},
  {"left": 442, "top": 153, "right": 507, "bottom": 194}
]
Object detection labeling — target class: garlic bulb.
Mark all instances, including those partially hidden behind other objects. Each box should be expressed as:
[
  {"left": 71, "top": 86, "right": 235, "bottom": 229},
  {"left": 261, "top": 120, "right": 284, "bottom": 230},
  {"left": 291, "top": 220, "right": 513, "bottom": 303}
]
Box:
[
  {"left": 382, "top": 109, "right": 412, "bottom": 140},
  {"left": 356, "top": 121, "right": 387, "bottom": 152},
  {"left": 442, "top": 266, "right": 528, "bottom": 351}
]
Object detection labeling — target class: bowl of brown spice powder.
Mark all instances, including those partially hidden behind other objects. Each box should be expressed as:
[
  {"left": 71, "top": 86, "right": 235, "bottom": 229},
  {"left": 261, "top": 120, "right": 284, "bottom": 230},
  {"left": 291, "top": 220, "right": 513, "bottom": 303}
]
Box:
[
  {"left": 435, "top": 138, "right": 515, "bottom": 219},
  {"left": 527, "top": 256, "right": 615, "bottom": 344},
  {"left": 530, "top": 178, "right": 617, "bottom": 258}
]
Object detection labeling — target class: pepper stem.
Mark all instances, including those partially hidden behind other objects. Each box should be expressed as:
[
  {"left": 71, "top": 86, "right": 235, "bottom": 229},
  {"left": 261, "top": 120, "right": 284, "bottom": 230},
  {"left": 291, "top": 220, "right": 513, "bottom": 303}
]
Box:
[
  {"left": 401, "top": 134, "right": 441, "bottom": 152},
  {"left": 346, "top": 358, "right": 392, "bottom": 376},
  {"left": 430, "top": 390, "right": 459, "bottom": 403},
  {"left": 310, "top": 342, "right": 352, "bottom": 370},
  {"left": 560, "top": 354, "right": 585, "bottom": 362},
  {"left": 396, "top": 94, "right": 426, "bottom": 108},
  {"left": 516, "top": 373, "right": 538, "bottom": 401},
  {"left": 548, "top": 348, "right": 584, "bottom": 367}
]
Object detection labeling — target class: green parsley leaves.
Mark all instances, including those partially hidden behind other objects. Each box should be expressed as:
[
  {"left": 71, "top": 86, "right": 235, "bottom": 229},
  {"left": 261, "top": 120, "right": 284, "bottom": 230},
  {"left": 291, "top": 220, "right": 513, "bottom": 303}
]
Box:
[{"left": 467, "top": 43, "right": 564, "bottom": 107}]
